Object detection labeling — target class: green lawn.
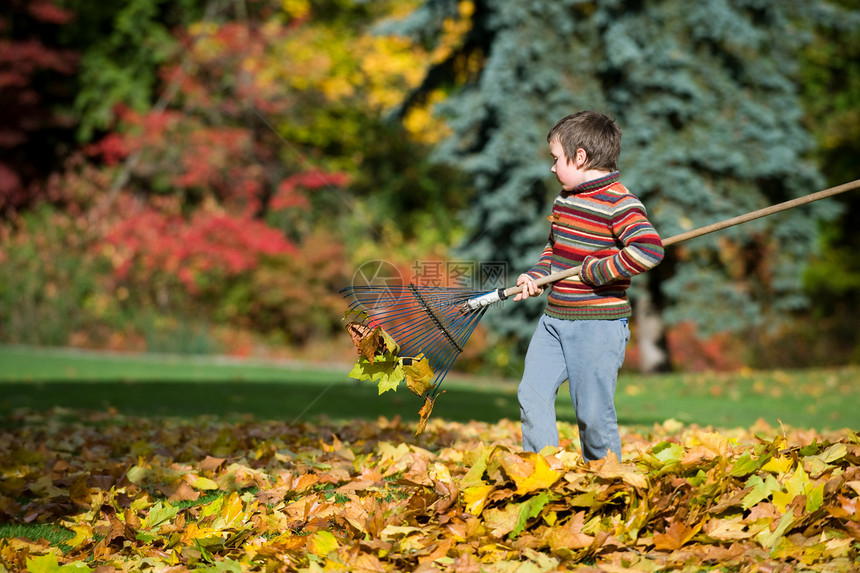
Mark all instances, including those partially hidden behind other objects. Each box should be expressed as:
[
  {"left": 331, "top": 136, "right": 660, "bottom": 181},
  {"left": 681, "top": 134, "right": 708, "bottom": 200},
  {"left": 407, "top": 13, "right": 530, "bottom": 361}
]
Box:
[{"left": 1, "top": 346, "right": 857, "bottom": 431}]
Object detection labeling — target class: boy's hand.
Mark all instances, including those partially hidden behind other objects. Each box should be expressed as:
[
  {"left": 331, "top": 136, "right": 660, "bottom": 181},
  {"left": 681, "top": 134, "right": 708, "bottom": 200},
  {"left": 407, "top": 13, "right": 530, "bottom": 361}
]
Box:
[{"left": 514, "top": 274, "right": 543, "bottom": 301}]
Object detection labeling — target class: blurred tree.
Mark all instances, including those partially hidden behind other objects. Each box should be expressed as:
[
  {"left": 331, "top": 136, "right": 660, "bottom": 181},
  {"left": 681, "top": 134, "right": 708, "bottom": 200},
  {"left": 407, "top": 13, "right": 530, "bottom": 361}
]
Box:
[
  {"left": 785, "top": 0, "right": 860, "bottom": 365},
  {"left": 0, "top": 0, "right": 78, "bottom": 217},
  {"left": 390, "top": 0, "right": 856, "bottom": 370},
  {"left": 0, "top": 0, "right": 477, "bottom": 352},
  {"left": 58, "top": 0, "right": 209, "bottom": 141}
]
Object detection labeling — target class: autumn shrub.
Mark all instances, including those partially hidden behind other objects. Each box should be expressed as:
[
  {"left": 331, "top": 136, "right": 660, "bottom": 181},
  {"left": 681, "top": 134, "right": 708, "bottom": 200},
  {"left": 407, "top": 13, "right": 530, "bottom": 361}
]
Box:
[
  {"left": 0, "top": 205, "right": 111, "bottom": 346},
  {"left": 664, "top": 321, "right": 748, "bottom": 372},
  {"left": 95, "top": 194, "right": 353, "bottom": 348},
  {"left": 218, "top": 228, "right": 350, "bottom": 344}
]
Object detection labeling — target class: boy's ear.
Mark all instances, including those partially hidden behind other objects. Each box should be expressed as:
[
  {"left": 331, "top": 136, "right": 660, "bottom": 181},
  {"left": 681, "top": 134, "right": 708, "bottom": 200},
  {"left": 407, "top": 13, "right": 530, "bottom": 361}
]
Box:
[{"left": 574, "top": 148, "right": 588, "bottom": 167}]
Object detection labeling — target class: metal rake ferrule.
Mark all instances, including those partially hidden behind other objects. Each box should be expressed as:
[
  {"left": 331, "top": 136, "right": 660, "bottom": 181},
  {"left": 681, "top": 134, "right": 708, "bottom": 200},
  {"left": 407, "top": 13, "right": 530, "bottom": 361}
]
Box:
[{"left": 462, "top": 288, "right": 507, "bottom": 311}]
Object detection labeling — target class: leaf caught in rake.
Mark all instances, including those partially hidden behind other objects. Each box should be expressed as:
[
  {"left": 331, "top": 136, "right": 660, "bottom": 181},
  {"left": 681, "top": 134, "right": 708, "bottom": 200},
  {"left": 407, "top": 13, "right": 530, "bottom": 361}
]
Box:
[{"left": 341, "top": 284, "right": 494, "bottom": 394}]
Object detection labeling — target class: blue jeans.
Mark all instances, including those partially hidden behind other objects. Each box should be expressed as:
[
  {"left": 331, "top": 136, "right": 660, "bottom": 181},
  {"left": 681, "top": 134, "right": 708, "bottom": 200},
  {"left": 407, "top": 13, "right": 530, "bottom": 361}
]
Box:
[{"left": 518, "top": 315, "right": 630, "bottom": 461}]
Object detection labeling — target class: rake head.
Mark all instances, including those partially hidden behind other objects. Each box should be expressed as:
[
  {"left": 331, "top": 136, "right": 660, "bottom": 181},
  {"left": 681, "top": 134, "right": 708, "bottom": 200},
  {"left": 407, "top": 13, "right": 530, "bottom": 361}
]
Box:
[{"left": 340, "top": 284, "right": 495, "bottom": 388}]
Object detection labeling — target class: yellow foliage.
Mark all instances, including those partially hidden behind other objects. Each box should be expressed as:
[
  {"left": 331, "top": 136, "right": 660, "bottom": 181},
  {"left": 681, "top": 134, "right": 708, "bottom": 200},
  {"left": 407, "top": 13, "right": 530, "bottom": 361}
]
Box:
[
  {"left": 403, "top": 90, "right": 452, "bottom": 144},
  {"left": 431, "top": 0, "right": 475, "bottom": 65},
  {"left": 282, "top": 0, "right": 311, "bottom": 20}
]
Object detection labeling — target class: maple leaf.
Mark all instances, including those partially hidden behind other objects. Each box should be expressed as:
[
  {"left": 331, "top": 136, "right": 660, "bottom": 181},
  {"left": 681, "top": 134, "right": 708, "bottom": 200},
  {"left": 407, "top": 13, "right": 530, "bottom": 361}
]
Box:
[
  {"left": 140, "top": 501, "right": 179, "bottom": 531},
  {"left": 653, "top": 519, "right": 702, "bottom": 551},
  {"left": 347, "top": 355, "right": 404, "bottom": 394},
  {"left": 593, "top": 453, "right": 647, "bottom": 489},
  {"left": 741, "top": 474, "right": 782, "bottom": 510},
  {"left": 761, "top": 454, "right": 793, "bottom": 474},
  {"left": 219, "top": 491, "right": 246, "bottom": 528},
  {"left": 463, "top": 484, "right": 495, "bottom": 515},
  {"left": 497, "top": 451, "right": 561, "bottom": 495},
  {"left": 547, "top": 511, "right": 594, "bottom": 554},
  {"left": 703, "top": 516, "right": 756, "bottom": 541},
  {"left": 307, "top": 530, "right": 339, "bottom": 556},
  {"left": 402, "top": 354, "right": 434, "bottom": 397},
  {"left": 344, "top": 322, "right": 399, "bottom": 364},
  {"left": 483, "top": 501, "right": 523, "bottom": 538}
]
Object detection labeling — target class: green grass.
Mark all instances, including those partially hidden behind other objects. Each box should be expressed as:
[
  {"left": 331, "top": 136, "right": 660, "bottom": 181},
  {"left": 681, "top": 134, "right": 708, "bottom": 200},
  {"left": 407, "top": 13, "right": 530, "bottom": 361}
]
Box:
[
  {"left": 0, "top": 523, "right": 73, "bottom": 545},
  {"left": 1, "top": 346, "right": 857, "bottom": 431}
]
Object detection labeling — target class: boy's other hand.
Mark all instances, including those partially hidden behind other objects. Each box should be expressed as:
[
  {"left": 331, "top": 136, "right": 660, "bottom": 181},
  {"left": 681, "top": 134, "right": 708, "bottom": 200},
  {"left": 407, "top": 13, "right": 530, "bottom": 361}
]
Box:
[{"left": 514, "top": 274, "right": 543, "bottom": 301}]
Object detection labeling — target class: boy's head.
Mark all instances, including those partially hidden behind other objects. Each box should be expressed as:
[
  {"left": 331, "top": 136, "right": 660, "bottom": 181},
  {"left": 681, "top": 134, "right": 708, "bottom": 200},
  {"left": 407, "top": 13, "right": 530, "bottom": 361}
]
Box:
[{"left": 547, "top": 111, "right": 621, "bottom": 172}]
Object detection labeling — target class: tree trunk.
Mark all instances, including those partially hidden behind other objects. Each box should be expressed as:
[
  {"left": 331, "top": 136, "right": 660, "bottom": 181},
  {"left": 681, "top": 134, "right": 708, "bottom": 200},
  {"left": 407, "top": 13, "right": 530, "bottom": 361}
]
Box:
[{"left": 635, "top": 282, "right": 669, "bottom": 373}]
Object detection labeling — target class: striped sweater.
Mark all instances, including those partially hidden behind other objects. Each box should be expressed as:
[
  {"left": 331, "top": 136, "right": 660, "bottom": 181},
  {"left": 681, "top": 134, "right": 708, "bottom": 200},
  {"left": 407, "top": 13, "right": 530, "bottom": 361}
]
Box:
[{"left": 525, "top": 172, "right": 664, "bottom": 320}]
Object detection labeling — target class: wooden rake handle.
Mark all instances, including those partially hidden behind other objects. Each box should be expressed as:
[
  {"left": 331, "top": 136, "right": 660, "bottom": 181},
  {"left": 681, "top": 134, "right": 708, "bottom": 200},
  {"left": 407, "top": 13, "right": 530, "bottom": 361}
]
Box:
[{"left": 499, "top": 178, "right": 860, "bottom": 299}]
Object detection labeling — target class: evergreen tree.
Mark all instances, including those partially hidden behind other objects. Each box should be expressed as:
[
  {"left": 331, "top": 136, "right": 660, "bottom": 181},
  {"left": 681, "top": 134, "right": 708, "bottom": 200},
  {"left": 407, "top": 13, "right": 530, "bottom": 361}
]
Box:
[{"left": 392, "top": 0, "right": 855, "bottom": 368}]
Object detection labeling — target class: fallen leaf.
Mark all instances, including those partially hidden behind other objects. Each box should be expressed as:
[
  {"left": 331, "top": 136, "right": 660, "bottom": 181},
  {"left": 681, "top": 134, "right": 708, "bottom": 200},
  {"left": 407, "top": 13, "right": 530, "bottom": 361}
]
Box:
[
  {"left": 593, "top": 453, "right": 647, "bottom": 489},
  {"left": 653, "top": 519, "right": 702, "bottom": 551},
  {"left": 547, "top": 511, "right": 594, "bottom": 553},
  {"left": 497, "top": 451, "right": 560, "bottom": 495}
]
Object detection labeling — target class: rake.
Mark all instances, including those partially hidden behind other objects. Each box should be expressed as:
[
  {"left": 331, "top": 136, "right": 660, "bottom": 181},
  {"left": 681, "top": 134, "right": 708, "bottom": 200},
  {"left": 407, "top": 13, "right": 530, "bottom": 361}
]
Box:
[{"left": 341, "top": 179, "right": 859, "bottom": 395}]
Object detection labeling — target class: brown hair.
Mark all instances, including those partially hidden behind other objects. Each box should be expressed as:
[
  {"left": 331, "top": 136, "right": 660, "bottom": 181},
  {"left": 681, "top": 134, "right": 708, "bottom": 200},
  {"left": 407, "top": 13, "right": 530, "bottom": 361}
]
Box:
[{"left": 547, "top": 111, "right": 621, "bottom": 171}]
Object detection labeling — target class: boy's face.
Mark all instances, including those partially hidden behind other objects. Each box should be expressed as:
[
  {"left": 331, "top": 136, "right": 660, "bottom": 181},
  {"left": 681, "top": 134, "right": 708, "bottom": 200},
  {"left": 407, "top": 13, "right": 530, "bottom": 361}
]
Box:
[{"left": 549, "top": 138, "right": 587, "bottom": 192}]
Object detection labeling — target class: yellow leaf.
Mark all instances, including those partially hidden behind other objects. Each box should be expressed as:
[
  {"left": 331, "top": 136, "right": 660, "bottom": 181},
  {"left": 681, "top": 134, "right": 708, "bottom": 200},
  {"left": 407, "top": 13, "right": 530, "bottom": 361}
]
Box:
[
  {"left": 220, "top": 491, "right": 246, "bottom": 528},
  {"left": 65, "top": 524, "right": 93, "bottom": 548},
  {"left": 462, "top": 484, "right": 494, "bottom": 515},
  {"left": 194, "top": 476, "right": 219, "bottom": 491},
  {"left": 379, "top": 525, "right": 422, "bottom": 541},
  {"left": 761, "top": 455, "right": 793, "bottom": 474},
  {"left": 693, "top": 432, "right": 730, "bottom": 457},
  {"left": 308, "top": 530, "right": 339, "bottom": 556},
  {"left": 199, "top": 495, "right": 223, "bottom": 519},
  {"left": 25, "top": 552, "right": 60, "bottom": 573},
  {"left": 429, "top": 462, "right": 453, "bottom": 484},
  {"left": 498, "top": 451, "right": 560, "bottom": 495},
  {"left": 704, "top": 516, "right": 756, "bottom": 541},
  {"left": 402, "top": 354, "right": 434, "bottom": 396},
  {"left": 784, "top": 464, "right": 811, "bottom": 498},
  {"left": 181, "top": 522, "right": 223, "bottom": 544}
]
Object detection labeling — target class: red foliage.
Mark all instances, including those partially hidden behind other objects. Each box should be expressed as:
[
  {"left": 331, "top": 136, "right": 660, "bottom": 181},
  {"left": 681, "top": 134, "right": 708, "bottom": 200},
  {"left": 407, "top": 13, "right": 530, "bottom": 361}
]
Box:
[
  {"left": 85, "top": 133, "right": 129, "bottom": 166},
  {"left": 27, "top": 0, "right": 73, "bottom": 24},
  {"left": 665, "top": 321, "right": 746, "bottom": 372},
  {"left": 0, "top": 0, "right": 79, "bottom": 215},
  {"left": 0, "top": 164, "right": 21, "bottom": 196},
  {"left": 103, "top": 197, "right": 296, "bottom": 294},
  {"left": 271, "top": 171, "right": 350, "bottom": 211}
]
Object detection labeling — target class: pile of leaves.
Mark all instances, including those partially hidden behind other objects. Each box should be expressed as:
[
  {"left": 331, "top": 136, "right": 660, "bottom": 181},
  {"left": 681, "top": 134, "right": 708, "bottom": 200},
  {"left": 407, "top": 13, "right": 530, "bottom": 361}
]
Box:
[{"left": 1, "top": 409, "right": 858, "bottom": 572}]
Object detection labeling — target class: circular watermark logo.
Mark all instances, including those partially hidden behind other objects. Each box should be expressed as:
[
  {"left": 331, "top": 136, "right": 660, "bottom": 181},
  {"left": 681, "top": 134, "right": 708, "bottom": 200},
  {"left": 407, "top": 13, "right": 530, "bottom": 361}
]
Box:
[{"left": 351, "top": 260, "right": 403, "bottom": 309}]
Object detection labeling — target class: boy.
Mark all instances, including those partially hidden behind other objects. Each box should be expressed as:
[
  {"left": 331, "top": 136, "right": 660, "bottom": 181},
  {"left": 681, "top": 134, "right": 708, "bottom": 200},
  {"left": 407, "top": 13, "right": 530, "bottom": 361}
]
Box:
[{"left": 514, "top": 111, "right": 664, "bottom": 462}]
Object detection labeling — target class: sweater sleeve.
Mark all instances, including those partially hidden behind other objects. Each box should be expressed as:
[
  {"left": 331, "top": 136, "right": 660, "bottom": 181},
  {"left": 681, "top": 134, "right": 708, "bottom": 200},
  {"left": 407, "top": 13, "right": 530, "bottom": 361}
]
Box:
[
  {"left": 524, "top": 242, "right": 554, "bottom": 280},
  {"left": 580, "top": 197, "right": 664, "bottom": 286}
]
